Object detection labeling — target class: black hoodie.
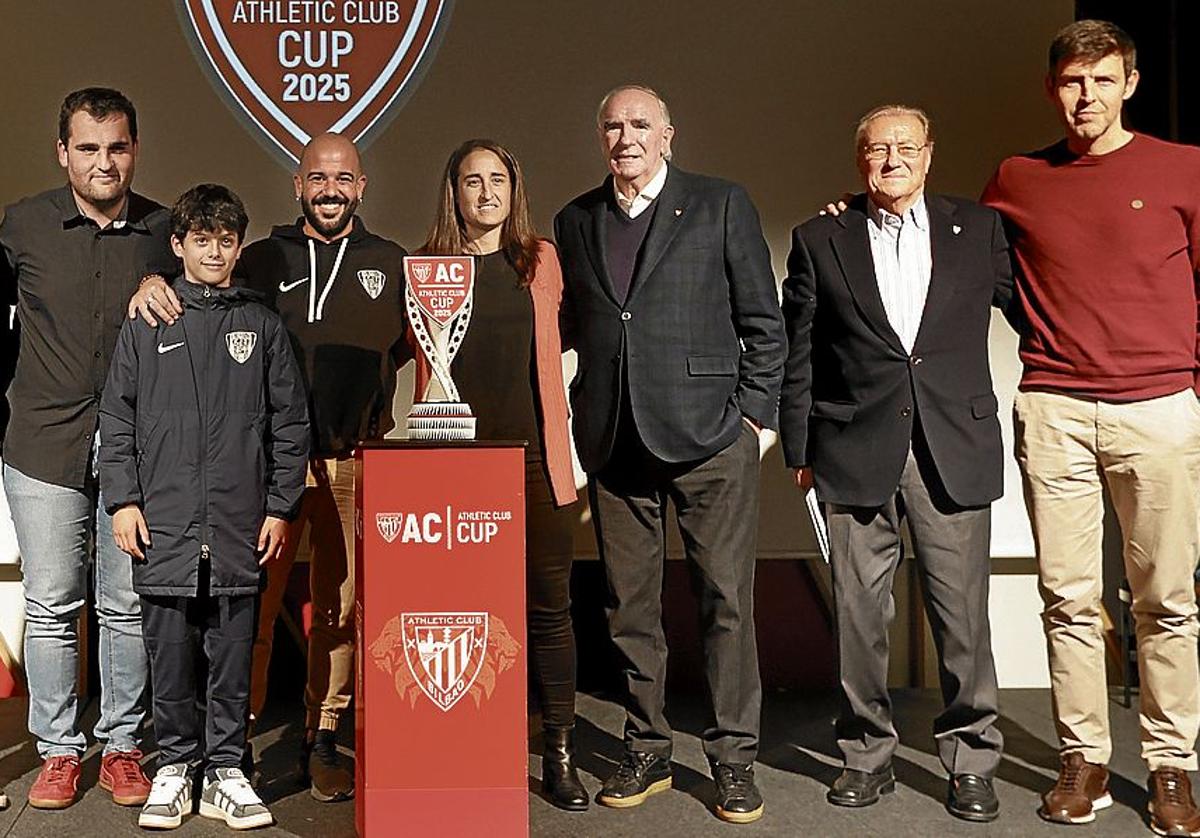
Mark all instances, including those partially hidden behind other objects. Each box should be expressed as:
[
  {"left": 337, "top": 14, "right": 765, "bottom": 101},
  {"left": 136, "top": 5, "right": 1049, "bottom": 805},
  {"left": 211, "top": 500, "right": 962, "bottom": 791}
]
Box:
[
  {"left": 238, "top": 217, "right": 409, "bottom": 458},
  {"left": 99, "top": 278, "right": 310, "bottom": 596}
]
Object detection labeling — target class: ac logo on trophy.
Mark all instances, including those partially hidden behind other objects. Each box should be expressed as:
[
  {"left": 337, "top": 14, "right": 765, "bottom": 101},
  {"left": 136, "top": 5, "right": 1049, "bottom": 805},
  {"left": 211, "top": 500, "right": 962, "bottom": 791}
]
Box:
[{"left": 404, "top": 255, "right": 477, "bottom": 440}]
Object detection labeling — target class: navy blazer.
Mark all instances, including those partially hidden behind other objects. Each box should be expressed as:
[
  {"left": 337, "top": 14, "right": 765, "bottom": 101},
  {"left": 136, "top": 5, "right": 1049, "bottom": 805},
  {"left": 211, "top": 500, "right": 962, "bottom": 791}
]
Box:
[
  {"left": 554, "top": 165, "right": 785, "bottom": 473},
  {"left": 779, "top": 192, "right": 1015, "bottom": 508}
]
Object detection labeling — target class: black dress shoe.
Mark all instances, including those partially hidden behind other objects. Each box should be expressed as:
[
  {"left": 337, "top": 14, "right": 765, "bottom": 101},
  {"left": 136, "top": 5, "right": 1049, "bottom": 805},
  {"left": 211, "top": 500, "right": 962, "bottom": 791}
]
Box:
[
  {"left": 542, "top": 727, "right": 589, "bottom": 812},
  {"left": 597, "top": 751, "right": 672, "bottom": 808},
  {"left": 947, "top": 773, "right": 999, "bottom": 822},
  {"left": 712, "top": 762, "right": 764, "bottom": 824},
  {"left": 827, "top": 765, "right": 895, "bottom": 807}
]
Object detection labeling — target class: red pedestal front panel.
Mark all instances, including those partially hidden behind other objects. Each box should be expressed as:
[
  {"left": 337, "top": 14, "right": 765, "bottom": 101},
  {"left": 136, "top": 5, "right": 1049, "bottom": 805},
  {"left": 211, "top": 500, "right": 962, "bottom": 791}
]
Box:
[{"left": 355, "top": 442, "right": 527, "bottom": 837}]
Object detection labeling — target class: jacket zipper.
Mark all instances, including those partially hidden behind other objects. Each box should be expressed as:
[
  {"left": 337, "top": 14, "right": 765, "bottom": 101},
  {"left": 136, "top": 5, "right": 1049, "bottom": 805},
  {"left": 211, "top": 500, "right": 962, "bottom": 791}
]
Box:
[{"left": 199, "top": 286, "right": 212, "bottom": 564}]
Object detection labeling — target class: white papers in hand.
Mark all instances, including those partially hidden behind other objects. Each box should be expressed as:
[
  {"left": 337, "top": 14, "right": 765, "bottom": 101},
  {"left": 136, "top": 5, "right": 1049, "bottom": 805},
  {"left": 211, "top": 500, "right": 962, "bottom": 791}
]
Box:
[{"left": 805, "top": 487, "right": 830, "bottom": 564}]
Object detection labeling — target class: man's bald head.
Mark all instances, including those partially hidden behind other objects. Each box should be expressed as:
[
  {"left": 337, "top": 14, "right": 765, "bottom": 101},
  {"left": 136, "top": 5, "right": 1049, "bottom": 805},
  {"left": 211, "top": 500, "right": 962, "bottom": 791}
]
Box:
[
  {"left": 298, "top": 132, "right": 363, "bottom": 176},
  {"left": 294, "top": 132, "right": 367, "bottom": 241}
]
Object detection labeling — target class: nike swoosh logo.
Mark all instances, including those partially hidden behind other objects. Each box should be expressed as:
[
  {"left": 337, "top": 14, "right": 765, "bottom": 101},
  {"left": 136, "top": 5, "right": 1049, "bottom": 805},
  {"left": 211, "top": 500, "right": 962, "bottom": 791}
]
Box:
[
  {"left": 279, "top": 277, "right": 310, "bottom": 292},
  {"left": 157, "top": 341, "right": 185, "bottom": 355}
]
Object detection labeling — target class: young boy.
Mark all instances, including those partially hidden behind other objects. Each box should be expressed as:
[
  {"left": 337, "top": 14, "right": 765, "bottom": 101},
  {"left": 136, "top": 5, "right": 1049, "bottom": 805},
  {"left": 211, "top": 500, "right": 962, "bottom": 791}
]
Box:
[{"left": 99, "top": 184, "right": 309, "bottom": 830}]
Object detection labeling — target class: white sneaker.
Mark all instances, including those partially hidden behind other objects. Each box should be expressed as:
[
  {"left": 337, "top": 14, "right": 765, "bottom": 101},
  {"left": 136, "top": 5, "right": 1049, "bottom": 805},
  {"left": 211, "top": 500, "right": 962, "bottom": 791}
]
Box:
[
  {"left": 138, "top": 764, "right": 192, "bottom": 830},
  {"left": 198, "top": 767, "right": 274, "bottom": 830},
  {"left": 0, "top": 786, "right": 9, "bottom": 810}
]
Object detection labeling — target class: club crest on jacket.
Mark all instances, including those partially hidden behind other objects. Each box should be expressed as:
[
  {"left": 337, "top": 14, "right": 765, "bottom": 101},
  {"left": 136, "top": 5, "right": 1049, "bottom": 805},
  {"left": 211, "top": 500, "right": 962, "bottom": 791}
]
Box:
[
  {"left": 358, "top": 269, "right": 386, "bottom": 299},
  {"left": 226, "top": 331, "right": 257, "bottom": 364}
]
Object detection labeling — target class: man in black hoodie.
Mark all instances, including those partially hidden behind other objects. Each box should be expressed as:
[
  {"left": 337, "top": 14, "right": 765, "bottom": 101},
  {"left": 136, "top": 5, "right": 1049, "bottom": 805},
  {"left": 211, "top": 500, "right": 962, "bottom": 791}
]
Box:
[{"left": 129, "top": 134, "right": 409, "bottom": 801}]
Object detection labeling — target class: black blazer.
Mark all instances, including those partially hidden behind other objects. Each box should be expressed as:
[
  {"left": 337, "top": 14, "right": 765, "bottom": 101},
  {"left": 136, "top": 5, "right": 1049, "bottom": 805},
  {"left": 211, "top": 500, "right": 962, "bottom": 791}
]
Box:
[
  {"left": 779, "top": 193, "right": 1015, "bottom": 508},
  {"left": 554, "top": 166, "right": 785, "bottom": 473}
]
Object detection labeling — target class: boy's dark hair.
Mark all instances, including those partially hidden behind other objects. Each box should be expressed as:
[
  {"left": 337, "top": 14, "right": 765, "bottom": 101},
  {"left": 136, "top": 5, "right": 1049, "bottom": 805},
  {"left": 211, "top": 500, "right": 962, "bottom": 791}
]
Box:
[
  {"left": 1049, "top": 19, "right": 1137, "bottom": 79},
  {"left": 170, "top": 184, "right": 250, "bottom": 243},
  {"left": 58, "top": 87, "right": 138, "bottom": 145}
]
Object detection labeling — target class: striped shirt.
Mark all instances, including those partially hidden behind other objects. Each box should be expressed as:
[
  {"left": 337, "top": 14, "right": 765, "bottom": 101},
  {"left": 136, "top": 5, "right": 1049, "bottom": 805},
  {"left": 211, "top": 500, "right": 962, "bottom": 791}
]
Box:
[{"left": 866, "top": 195, "right": 931, "bottom": 353}]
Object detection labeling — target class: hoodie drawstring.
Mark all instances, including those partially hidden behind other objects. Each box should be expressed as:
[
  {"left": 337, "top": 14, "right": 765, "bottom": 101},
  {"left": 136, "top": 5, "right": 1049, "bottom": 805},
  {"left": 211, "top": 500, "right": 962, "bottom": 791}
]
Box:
[{"left": 307, "top": 238, "right": 349, "bottom": 324}]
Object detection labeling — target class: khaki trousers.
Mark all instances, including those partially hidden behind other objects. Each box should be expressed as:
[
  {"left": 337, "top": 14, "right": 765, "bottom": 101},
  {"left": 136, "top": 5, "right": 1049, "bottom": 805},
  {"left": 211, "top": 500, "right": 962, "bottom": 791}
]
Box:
[
  {"left": 1015, "top": 389, "right": 1200, "bottom": 770},
  {"left": 250, "top": 458, "right": 356, "bottom": 732}
]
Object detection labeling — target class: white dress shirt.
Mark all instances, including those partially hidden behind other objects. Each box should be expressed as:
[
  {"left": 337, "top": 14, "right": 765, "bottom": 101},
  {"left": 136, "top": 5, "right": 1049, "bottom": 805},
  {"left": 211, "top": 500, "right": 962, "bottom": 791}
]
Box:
[
  {"left": 866, "top": 195, "right": 932, "bottom": 353},
  {"left": 613, "top": 161, "right": 668, "bottom": 218}
]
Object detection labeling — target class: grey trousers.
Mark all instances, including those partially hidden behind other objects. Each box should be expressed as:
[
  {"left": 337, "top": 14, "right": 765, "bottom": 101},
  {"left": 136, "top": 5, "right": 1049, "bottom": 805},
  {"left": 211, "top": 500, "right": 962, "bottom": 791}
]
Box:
[
  {"left": 827, "top": 443, "right": 1003, "bottom": 777},
  {"left": 589, "top": 422, "right": 762, "bottom": 765}
]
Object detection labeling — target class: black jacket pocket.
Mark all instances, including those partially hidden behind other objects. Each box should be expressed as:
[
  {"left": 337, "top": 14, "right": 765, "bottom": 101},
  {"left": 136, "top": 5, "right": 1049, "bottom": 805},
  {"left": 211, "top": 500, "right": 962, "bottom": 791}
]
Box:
[
  {"left": 971, "top": 393, "right": 999, "bottom": 419},
  {"left": 686, "top": 356, "right": 737, "bottom": 376},
  {"left": 811, "top": 400, "right": 857, "bottom": 422}
]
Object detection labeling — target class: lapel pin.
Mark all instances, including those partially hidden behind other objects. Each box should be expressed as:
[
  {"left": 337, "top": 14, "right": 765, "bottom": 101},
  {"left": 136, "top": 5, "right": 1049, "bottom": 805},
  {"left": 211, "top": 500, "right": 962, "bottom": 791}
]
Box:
[
  {"left": 674, "top": 208, "right": 683, "bottom": 216},
  {"left": 952, "top": 224, "right": 962, "bottom": 235}
]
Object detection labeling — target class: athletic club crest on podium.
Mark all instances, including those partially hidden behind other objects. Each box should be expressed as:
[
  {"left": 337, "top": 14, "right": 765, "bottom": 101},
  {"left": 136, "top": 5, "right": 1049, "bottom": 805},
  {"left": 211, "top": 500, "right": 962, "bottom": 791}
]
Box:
[
  {"left": 401, "top": 613, "right": 487, "bottom": 712},
  {"left": 368, "top": 610, "right": 522, "bottom": 712},
  {"left": 375, "top": 512, "right": 402, "bottom": 544}
]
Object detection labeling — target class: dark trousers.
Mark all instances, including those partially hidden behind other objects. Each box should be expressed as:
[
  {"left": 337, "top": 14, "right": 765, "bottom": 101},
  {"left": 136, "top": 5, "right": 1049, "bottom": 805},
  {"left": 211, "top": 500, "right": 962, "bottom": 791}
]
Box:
[
  {"left": 826, "top": 438, "right": 1003, "bottom": 777},
  {"left": 141, "top": 590, "right": 257, "bottom": 771},
  {"left": 526, "top": 459, "right": 577, "bottom": 730},
  {"left": 589, "top": 421, "right": 762, "bottom": 765}
]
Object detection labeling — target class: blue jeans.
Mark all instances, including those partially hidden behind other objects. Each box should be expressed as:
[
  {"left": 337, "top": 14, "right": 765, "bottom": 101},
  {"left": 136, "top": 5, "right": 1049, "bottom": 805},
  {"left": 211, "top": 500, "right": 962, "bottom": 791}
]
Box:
[{"left": 3, "top": 463, "right": 147, "bottom": 757}]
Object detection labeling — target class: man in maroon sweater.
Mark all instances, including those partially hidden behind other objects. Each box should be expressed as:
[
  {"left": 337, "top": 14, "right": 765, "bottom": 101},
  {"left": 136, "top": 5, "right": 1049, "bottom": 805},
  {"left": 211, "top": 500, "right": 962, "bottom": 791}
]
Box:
[{"left": 983, "top": 20, "right": 1200, "bottom": 836}]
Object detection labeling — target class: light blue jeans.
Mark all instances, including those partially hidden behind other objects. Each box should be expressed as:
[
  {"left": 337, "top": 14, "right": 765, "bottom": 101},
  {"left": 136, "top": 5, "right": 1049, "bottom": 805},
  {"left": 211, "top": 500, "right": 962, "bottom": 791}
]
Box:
[{"left": 3, "top": 463, "right": 147, "bottom": 757}]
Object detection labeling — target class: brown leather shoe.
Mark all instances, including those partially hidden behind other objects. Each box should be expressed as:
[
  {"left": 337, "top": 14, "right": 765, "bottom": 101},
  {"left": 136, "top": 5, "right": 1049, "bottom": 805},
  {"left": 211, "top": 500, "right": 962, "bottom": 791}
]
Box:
[
  {"left": 1039, "top": 751, "right": 1112, "bottom": 824},
  {"left": 1149, "top": 767, "right": 1200, "bottom": 837}
]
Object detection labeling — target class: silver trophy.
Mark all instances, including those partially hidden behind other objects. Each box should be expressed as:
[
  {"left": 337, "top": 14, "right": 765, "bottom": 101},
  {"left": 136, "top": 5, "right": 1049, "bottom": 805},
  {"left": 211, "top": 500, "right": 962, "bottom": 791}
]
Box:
[{"left": 404, "top": 255, "right": 477, "bottom": 440}]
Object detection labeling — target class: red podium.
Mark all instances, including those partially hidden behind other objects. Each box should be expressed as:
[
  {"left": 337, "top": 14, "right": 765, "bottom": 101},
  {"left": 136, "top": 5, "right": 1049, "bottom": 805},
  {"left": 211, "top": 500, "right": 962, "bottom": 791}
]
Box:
[{"left": 355, "top": 441, "right": 527, "bottom": 837}]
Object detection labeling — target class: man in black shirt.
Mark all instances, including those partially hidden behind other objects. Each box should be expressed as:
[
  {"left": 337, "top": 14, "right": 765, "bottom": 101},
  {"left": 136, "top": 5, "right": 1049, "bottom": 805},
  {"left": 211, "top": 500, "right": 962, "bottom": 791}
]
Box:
[{"left": 0, "top": 88, "right": 173, "bottom": 810}]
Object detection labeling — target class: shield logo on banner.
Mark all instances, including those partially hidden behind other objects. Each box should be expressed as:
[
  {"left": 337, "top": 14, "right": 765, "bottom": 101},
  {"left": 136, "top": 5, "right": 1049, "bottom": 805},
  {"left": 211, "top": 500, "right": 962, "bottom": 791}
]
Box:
[
  {"left": 403, "top": 256, "right": 474, "bottom": 327},
  {"left": 225, "top": 331, "right": 257, "bottom": 364},
  {"left": 375, "top": 512, "right": 402, "bottom": 543},
  {"left": 401, "top": 612, "right": 487, "bottom": 712},
  {"left": 175, "top": 1, "right": 456, "bottom": 168},
  {"left": 358, "top": 269, "right": 386, "bottom": 299}
]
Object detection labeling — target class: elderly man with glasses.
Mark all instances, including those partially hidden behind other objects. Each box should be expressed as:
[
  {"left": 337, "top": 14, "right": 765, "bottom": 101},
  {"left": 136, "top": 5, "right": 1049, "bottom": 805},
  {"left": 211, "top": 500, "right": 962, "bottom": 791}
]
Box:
[{"left": 779, "top": 104, "right": 1016, "bottom": 823}]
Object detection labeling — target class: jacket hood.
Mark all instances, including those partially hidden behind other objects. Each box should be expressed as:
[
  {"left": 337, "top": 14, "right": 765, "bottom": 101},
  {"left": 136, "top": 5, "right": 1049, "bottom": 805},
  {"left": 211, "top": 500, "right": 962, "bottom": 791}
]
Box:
[{"left": 269, "top": 216, "right": 371, "bottom": 244}]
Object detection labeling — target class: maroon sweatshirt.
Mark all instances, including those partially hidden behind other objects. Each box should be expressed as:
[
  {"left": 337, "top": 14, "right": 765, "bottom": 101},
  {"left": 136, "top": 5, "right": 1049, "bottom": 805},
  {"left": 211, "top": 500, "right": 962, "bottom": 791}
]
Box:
[{"left": 982, "top": 133, "right": 1200, "bottom": 400}]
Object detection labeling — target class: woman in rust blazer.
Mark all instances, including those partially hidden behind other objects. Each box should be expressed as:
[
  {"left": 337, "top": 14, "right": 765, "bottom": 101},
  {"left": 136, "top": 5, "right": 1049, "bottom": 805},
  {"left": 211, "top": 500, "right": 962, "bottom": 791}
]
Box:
[{"left": 411, "top": 139, "right": 585, "bottom": 811}]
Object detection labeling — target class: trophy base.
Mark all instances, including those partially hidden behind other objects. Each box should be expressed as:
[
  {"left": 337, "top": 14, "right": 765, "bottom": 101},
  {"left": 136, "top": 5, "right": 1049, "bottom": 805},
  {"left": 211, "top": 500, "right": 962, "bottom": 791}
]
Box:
[{"left": 407, "top": 402, "right": 477, "bottom": 441}]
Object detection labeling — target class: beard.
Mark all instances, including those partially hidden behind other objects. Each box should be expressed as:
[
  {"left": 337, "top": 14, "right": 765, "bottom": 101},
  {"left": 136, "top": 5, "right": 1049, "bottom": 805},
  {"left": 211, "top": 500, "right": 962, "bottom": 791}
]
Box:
[
  {"left": 71, "top": 174, "right": 129, "bottom": 210},
  {"left": 302, "top": 194, "right": 359, "bottom": 239}
]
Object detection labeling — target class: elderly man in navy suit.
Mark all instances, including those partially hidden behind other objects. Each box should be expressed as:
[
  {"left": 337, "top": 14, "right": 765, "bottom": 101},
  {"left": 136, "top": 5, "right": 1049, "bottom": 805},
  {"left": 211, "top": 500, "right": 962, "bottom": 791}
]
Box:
[
  {"left": 780, "top": 105, "right": 1014, "bottom": 823},
  {"left": 555, "top": 84, "right": 785, "bottom": 824}
]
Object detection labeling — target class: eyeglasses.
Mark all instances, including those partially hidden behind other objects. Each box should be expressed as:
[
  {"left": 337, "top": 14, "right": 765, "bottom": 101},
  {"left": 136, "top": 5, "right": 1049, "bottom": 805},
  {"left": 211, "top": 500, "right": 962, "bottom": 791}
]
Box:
[{"left": 861, "top": 142, "right": 928, "bottom": 161}]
